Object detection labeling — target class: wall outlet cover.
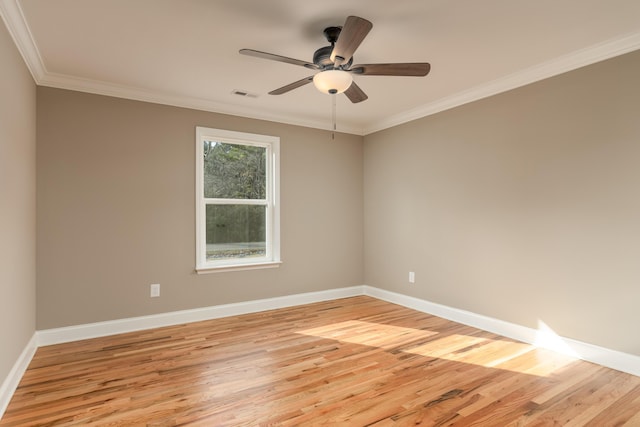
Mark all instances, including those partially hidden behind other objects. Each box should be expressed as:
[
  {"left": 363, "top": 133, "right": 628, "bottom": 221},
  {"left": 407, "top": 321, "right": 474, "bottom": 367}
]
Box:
[{"left": 150, "top": 283, "right": 160, "bottom": 297}]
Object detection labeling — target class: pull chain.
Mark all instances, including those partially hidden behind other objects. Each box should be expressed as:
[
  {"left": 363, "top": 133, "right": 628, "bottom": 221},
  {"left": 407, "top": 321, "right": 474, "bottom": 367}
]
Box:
[{"left": 332, "top": 93, "right": 337, "bottom": 140}]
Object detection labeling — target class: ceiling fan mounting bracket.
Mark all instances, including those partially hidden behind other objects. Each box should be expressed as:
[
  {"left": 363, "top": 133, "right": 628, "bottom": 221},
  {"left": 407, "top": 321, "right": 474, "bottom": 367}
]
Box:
[{"left": 323, "top": 26, "right": 342, "bottom": 44}]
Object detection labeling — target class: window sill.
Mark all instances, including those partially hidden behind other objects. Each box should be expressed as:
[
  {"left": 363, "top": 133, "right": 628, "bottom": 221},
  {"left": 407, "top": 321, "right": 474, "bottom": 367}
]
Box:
[{"left": 195, "top": 261, "right": 282, "bottom": 274}]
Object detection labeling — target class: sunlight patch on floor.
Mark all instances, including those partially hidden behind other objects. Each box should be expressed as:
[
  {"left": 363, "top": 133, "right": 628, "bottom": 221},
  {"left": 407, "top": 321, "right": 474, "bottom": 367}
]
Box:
[
  {"left": 298, "top": 320, "right": 578, "bottom": 377},
  {"left": 297, "top": 320, "right": 438, "bottom": 350}
]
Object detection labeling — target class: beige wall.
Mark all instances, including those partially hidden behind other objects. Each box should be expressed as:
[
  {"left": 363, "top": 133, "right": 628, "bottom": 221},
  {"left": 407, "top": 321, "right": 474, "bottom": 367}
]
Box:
[
  {"left": 0, "top": 21, "right": 36, "bottom": 383},
  {"left": 364, "top": 50, "right": 640, "bottom": 356},
  {"left": 30, "top": 38, "right": 640, "bottom": 358},
  {"left": 36, "top": 88, "right": 363, "bottom": 329}
]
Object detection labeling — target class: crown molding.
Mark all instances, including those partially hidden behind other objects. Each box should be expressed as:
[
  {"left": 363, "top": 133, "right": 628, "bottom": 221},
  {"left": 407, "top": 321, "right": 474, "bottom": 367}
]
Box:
[
  {"left": 2, "top": 0, "right": 639, "bottom": 136},
  {"left": 0, "top": 0, "right": 45, "bottom": 81},
  {"left": 37, "top": 71, "right": 366, "bottom": 135},
  {"left": 364, "top": 31, "right": 640, "bottom": 135}
]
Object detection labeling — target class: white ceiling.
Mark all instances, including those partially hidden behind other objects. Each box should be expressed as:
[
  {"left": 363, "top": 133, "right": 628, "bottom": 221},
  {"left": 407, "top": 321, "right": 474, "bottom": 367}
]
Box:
[{"left": 2, "top": 0, "right": 640, "bottom": 135}]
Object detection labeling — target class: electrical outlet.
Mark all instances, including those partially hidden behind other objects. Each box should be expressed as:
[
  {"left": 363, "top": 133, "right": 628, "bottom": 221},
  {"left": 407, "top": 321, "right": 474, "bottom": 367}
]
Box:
[
  {"left": 150, "top": 283, "right": 160, "bottom": 297},
  {"left": 409, "top": 272, "right": 415, "bottom": 284}
]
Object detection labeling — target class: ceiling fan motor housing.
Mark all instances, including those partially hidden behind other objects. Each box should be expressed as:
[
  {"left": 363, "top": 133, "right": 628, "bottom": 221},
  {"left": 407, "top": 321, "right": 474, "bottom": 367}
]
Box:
[
  {"left": 313, "top": 26, "right": 353, "bottom": 69},
  {"left": 313, "top": 45, "right": 353, "bottom": 69},
  {"left": 313, "top": 46, "right": 334, "bottom": 68}
]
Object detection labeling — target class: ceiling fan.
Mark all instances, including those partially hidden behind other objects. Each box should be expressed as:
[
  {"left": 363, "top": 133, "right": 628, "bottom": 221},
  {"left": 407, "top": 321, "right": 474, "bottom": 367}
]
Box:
[{"left": 240, "top": 16, "right": 431, "bottom": 103}]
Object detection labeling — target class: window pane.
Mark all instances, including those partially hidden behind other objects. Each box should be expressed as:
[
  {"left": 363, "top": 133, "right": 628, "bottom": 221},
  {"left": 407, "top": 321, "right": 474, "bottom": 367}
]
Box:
[
  {"left": 203, "top": 141, "right": 266, "bottom": 199},
  {"left": 205, "top": 204, "right": 266, "bottom": 260}
]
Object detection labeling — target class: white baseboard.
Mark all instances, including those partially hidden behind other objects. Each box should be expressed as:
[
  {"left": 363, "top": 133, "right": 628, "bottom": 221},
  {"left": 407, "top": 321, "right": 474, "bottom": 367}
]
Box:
[
  {"left": 363, "top": 285, "right": 640, "bottom": 378},
  {"left": 37, "top": 286, "right": 365, "bottom": 346},
  {"left": 4, "top": 283, "right": 638, "bottom": 421},
  {"left": 0, "top": 333, "right": 37, "bottom": 420}
]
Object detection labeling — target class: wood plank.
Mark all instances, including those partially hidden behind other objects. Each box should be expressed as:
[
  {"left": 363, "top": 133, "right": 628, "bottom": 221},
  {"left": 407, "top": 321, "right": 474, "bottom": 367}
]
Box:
[{"left": 1, "top": 296, "right": 639, "bottom": 426}]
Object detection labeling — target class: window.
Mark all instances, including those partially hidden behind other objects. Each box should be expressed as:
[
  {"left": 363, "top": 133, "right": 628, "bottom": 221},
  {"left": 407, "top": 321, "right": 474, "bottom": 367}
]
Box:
[{"left": 195, "top": 127, "right": 280, "bottom": 272}]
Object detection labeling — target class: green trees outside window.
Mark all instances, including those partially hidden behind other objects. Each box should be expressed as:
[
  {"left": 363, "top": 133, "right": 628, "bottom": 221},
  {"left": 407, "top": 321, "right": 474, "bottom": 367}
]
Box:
[{"left": 203, "top": 141, "right": 267, "bottom": 260}]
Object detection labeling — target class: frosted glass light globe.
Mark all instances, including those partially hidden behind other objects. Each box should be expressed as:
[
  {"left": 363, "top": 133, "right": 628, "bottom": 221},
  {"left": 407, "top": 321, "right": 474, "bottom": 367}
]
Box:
[{"left": 313, "top": 70, "right": 353, "bottom": 94}]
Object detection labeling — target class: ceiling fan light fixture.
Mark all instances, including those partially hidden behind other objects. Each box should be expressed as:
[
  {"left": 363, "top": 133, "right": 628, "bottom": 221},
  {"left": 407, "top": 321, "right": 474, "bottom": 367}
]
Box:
[{"left": 313, "top": 70, "right": 353, "bottom": 95}]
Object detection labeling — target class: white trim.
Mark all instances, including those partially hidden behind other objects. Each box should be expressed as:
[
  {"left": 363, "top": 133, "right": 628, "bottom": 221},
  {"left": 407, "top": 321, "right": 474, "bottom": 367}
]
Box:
[
  {"left": 364, "top": 31, "right": 640, "bottom": 134},
  {"left": 363, "top": 286, "right": 640, "bottom": 378},
  {"left": 34, "top": 285, "right": 640, "bottom": 377},
  {"left": 39, "top": 72, "right": 365, "bottom": 135},
  {"left": 0, "top": 0, "right": 45, "bottom": 82},
  {"left": 36, "top": 286, "right": 364, "bottom": 346},
  {"left": 195, "top": 260, "right": 282, "bottom": 274},
  {"left": 2, "top": 0, "right": 639, "bottom": 136},
  {"left": 195, "top": 126, "right": 280, "bottom": 271},
  {"left": 0, "top": 333, "right": 37, "bottom": 420},
  {"left": 270, "top": 136, "right": 281, "bottom": 263}
]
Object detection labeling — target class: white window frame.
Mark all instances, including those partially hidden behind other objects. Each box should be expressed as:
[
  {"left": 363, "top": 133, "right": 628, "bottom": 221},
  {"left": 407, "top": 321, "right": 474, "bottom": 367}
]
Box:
[{"left": 195, "top": 126, "right": 280, "bottom": 273}]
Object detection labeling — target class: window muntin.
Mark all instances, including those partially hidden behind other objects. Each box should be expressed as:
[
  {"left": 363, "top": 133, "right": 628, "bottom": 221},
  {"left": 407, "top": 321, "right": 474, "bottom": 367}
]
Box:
[{"left": 196, "top": 127, "right": 280, "bottom": 272}]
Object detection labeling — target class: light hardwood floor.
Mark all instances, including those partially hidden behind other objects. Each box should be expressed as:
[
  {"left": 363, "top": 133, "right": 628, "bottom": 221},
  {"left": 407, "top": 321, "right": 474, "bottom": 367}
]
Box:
[{"left": 2, "top": 296, "right": 640, "bottom": 426}]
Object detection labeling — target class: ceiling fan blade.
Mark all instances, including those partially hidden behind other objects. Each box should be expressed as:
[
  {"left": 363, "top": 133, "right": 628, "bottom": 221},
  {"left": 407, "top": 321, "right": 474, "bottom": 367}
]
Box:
[
  {"left": 350, "top": 63, "right": 431, "bottom": 76},
  {"left": 240, "top": 49, "right": 318, "bottom": 70},
  {"left": 344, "top": 81, "right": 368, "bottom": 103},
  {"left": 268, "top": 76, "right": 315, "bottom": 95},
  {"left": 330, "top": 16, "right": 373, "bottom": 67}
]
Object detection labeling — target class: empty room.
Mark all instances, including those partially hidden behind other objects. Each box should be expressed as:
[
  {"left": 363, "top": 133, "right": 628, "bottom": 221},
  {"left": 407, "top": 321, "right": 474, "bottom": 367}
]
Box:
[{"left": 2, "top": 0, "right": 640, "bottom": 425}]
